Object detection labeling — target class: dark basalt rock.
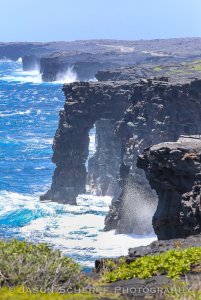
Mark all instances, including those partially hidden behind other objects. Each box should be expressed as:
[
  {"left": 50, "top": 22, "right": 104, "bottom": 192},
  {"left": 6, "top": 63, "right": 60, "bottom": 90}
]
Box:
[
  {"left": 138, "top": 139, "right": 201, "bottom": 240},
  {"left": 39, "top": 37, "right": 201, "bottom": 82},
  {"left": 0, "top": 42, "right": 53, "bottom": 61},
  {"left": 95, "top": 61, "right": 201, "bottom": 83},
  {"left": 42, "top": 77, "right": 201, "bottom": 236},
  {"left": 40, "top": 81, "right": 135, "bottom": 203},
  {"left": 87, "top": 119, "right": 121, "bottom": 198},
  {"left": 40, "top": 53, "right": 115, "bottom": 82},
  {"left": 105, "top": 78, "right": 201, "bottom": 234}
]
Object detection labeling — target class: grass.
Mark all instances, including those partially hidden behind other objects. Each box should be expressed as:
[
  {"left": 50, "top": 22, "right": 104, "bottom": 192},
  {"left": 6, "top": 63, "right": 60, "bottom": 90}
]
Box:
[{"left": 102, "top": 247, "right": 201, "bottom": 283}]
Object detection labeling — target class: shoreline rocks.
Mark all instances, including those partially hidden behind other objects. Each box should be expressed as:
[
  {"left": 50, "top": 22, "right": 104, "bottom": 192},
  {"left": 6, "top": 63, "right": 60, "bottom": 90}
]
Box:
[
  {"left": 138, "top": 139, "right": 201, "bottom": 240},
  {"left": 41, "top": 77, "right": 201, "bottom": 237},
  {"left": 105, "top": 78, "right": 201, "bottom": 234},
  {"left": 40, "top": 81, "right": 133, "bottom": 203}
]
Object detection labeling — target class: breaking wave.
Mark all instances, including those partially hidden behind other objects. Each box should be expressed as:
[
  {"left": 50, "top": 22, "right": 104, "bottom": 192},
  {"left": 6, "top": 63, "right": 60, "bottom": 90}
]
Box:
[
  {"left": 55, "top": 66, "right": 77, "bottom": 83},
  {"left": 1, "top": 70, "right": 42, "bottom": 84},
  {"left": 0, "top": 190, "right": 156, "bottom": 267},
  {"left": 0, "top": 60, "right": 157, "bottom": 268}
]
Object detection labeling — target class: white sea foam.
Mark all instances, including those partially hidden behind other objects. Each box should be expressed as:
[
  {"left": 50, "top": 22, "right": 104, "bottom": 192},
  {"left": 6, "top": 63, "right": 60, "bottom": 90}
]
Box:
[
  {"left": 1, "top": 70, "right": 42, "bottom": 84},
  {"left": 0, "top": 61, "right": 157, "bottom": 267},
  {"left": 0, "top": 109, "right": 32, "bottom": 117},
  {"left": 0, "top": 190, "right": 157, "bottom": 267},
  {"left": 0, "top": 58, "right": 13, "bottom": 62}
]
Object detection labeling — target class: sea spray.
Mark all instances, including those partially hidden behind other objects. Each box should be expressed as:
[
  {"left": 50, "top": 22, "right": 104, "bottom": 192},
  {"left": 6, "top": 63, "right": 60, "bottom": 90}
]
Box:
[
  {"left": 0, "top": 60, "right": 157, "bottom": 268},
  {"left": 56, "top": 66, "right": 77, "bottom": 83}
]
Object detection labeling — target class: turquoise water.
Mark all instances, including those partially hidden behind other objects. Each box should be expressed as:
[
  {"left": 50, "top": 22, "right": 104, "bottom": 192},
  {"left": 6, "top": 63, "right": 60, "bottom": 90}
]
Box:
[{"left": 0, "top": 60, "right": 156, "bottom": 268}]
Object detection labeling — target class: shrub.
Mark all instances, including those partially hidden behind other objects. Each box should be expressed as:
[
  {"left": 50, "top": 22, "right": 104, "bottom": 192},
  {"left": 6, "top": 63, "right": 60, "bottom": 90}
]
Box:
[
  {"left": 0, "top": 239, "right": 88, "bottom": 292},
  {"left": 102, "top": 247, "right": 201, "bottom": 283}
]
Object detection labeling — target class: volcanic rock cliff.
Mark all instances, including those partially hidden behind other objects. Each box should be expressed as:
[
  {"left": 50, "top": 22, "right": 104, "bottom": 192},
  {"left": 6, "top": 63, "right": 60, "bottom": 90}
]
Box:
[
  {"left": 35, "top": 38, "right": 201, "bottom": 82},
  {"left": 41, "top": 81, "right": 136, "bottom": 203},
  {"left": 41, "top": 78, "right": 201, "bottom": 236},
  {"left": 138, "top": 139, "right": 201, "bottom": 240},
  {"left": 2, "top": 38, "right": 201, "bottom": 83},
  {"left": 105, "top": 78, "right": 201, "bottom": 234}
]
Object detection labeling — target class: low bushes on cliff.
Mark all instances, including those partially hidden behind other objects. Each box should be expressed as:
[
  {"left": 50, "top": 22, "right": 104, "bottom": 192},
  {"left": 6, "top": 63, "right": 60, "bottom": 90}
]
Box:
[
  {"left": 102, "top": 247, "right": 201, "bottom": 282},
  {"left": 0, "top": 239, "right": 87, "bottom": 292}
]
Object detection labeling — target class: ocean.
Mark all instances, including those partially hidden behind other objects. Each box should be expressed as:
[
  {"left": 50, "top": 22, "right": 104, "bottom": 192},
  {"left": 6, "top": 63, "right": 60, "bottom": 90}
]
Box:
[{"left": 0, "top": 59, "right": 156, "bottom": 269}]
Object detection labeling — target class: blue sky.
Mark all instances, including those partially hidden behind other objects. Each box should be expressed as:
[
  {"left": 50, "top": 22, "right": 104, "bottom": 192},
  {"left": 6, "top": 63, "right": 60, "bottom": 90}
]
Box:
[{"left": 0, "top": 0, "right": 200, "bottom": 41}]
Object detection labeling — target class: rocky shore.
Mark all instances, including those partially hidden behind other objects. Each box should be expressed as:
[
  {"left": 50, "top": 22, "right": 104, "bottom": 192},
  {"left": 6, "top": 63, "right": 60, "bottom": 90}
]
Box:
[
  {"left": 41, "top": 76, "right": 201, "bottom": 238},
  {"left": 138, "top": 139, "right": 201, "bottom": 240},
  {"left": 2, "top": 38, "right": 201, "bottom": 82},
  {"left": 2, "top": 38, "right": 201, "bottom": 299}
]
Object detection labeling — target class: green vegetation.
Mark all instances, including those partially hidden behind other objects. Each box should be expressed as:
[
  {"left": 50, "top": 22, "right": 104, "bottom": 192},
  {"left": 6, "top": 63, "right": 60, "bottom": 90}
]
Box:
[
  {"left": 153, "top": 66, "right": 162, "bottom": 72},
  {"left": 191, "top": 63, "right": 201, "bottom": 71},
  {"left": 0, "top": 240, "right": 121, "bottom": 299},
  {"left": 0, "top": 287, "right": 96, "bottom": 300},
  {"left": 2, "top": 239, "right": 201, "bottom": 299},
  {"left": 0, "top": 239, "right": 87, "bottom": 292},
  {"left": 168, "top": 68, "right": 184, "bottom": 74},
  {"left": 191, "top": 59, "right": 201, "bottom": 64},
  {"left": 102, "top": 247, "right": 201, "bottom": 283}
]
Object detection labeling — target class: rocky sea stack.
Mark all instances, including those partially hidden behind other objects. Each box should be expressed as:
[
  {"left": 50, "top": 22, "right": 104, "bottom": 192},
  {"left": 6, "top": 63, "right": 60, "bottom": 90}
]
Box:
[{"left": 41, "top": 76, "right": 201, "bottom": 239}]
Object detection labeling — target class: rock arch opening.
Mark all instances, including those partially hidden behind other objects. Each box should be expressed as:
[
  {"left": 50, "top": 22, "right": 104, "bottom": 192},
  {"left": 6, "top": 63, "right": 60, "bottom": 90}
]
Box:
[{"left": 41, "top": 81, "right": 132, "bottom": 204}]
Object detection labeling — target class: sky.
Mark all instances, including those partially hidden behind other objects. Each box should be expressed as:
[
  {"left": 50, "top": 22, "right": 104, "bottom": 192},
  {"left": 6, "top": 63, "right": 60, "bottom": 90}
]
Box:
[{"left": 0, "top": 0, "right": 200, "bottom": 42}]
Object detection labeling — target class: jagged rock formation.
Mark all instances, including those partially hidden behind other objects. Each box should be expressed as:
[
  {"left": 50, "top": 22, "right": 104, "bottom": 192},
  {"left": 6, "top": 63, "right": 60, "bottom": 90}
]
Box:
[
  {"left": 39, "top": 53, "right": 117, "bottom": 82},
  {"left": 40, "top": 81, "right": 135, "bottom": 203},
  {"left": 105, "top": 78, "right": 201, "bottom": 234},
  {"left": 138, "top": 139, "right": 201, "bottom": 240},
  {"left": 2, "top": 39, "right": 201, "bottom": 82},
  {"left": 42, "top": 77, "right": 201, "bottom": 236}
]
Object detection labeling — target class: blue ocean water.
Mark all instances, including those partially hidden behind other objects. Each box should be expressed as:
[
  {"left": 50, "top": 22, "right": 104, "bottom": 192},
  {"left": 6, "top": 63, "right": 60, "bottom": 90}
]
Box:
[{"left": 0, "top": 60, "right": 156, "bottom": 267}]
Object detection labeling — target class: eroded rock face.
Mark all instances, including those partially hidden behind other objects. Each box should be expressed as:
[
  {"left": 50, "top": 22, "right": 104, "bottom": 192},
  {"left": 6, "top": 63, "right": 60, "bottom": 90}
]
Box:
[
  {"left": 105, "top": 79, "right": 201, "bottom": 234},
  {"left": 87, "top": 119, "right": 121, "bottom": 198},
  {"left": 40, "top": 54, "right": 115, "bottom": 82},
  {"left": 41, "top": 81, "right": 134, "bottom": 203},
  {"left": 138, "top": 140, "right": 201, "bottom": 240},
  {"left": 42, "top": 77, "right": 201, "bottom": 236}
]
